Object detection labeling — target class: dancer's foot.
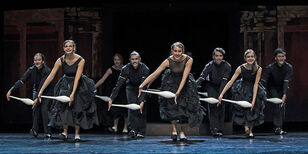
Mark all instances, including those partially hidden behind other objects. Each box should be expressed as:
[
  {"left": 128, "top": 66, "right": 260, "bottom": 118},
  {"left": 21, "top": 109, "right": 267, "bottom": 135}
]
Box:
[
  {"left": 122, "top": 128, "right": 128, "bottom": 134},
  {"left": 275, "top": 128, "right": 287, "bottom": 135},
  {"left": 74, "top": 135, "right": 81, "bottom": 142},
  {"left": 44, "top": 133, "right": 52, "bottom": 139},
  {"left": 129, "top": 130, "right": 136, "bottom": 138},
  {"left": 59, "top": 132, "right": 68, "bottom": 140},
  {"left": 29, "top": 129, "right": 38, "bottom": 138},
  {"left": 171, "top": 132, "right": 177, "bottom": 142},
  {"left": 179, "top": 133, "right": 187, "bottom": 142}
]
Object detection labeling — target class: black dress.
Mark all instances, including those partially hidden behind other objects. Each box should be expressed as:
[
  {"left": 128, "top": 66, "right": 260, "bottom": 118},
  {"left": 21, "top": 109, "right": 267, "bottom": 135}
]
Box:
[
  {"left": 48, "top": 57, "right": 99, "bottom": 129},
  {"left": 231, "top": 65, "right": 266, "bottom": 128},
  {"left": 107, "top": 67, "right": 128, "bottom": 119},
  {"left": 159, "top": 56, "right": 205, "bottom": 127}
]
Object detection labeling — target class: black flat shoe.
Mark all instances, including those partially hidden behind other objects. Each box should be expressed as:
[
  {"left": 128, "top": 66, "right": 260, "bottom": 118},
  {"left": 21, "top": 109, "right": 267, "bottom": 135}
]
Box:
[
  {"left": 171, "top": 133, "right": 177, "bottom": 142},
  {"left": 29, "top": 129, "right": 38, "bottom": 138},
  {"left": 179, "top": 134, "right": 187, "bottom": 142},
  {"left": 59, "top": 133, "right": 68, "bottom": 140}
]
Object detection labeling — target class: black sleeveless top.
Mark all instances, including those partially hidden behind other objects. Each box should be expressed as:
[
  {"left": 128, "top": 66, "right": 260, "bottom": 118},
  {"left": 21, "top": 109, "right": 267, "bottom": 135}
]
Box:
[
  {"left": 240, "top": 65, "right": 260, "bottom": 83},
  {"left": 168, "top": 56, "right": 191, "bottom": 73},
  {"left": 61, "top": 56, "right": 83, "bottom": 77}
]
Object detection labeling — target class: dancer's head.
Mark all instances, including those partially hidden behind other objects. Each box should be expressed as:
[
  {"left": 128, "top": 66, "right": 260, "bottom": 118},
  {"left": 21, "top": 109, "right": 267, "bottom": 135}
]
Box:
[
  {"left": 129, "top": 51, "right": 141, "bottom": 69},
  {"left": 170, "top": 42, "right": 185, "bottom": 61},
  {"left": 63, "top": 40, "right": 76, "bottom": 55},
  {"left": 244, "top": 49, "right": 258, "bottom": 73},
  {"left": 113, "top": 53, "right": 123, "bottom": 67},
  {"left": 33, "top": 53, "right": 45, "bottom": 69},
  {"left": 212, "top": 47, "right": 225, "bottom": 64},
  {"left": 274, "top": 48, "right": 286, "bottom": 66}
]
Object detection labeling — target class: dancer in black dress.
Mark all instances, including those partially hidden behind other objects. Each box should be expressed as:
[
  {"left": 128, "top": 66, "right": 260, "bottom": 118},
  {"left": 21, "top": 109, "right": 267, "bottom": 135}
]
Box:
[
  {"left": 6, "top": 53, "right": 53, "bottom": 138},
  {"left": 139, "top": 42, "right": 205, "bottom": 141},
  {"left": 96, "top": 53, "right": 128, "bottom": 134},
  {"left": 261, "top": 48, "right": 292, "bottom": 135},
  {"left": 218, "top": 49, "right": 266, "bottom": 138},
  {"left": 108, "top": 51, "right": 149, "bottom": 138},
  {"left": 38, "top": 40, "right": 99, "bottom": 141},
  {"left": 196, "top": 47, "right": 231, "bottom": 137}
]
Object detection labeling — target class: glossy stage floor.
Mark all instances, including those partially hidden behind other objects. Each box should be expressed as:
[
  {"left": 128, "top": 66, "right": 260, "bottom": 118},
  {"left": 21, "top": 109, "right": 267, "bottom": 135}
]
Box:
[{"left": 0, "top": 132, "right": 307, "bottom": 153}]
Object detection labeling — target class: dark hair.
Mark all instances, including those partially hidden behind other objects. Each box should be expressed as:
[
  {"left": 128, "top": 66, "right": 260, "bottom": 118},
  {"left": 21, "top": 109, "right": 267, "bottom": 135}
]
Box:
[
  {"left": 34, "top": 53, "right": 45, "bottom": 61},
  {"left": 274, "top": 48, "right": 286, "bottom": 56},
  {"left": 244, "top": 49, "right": 259, "bottom": 74},
  {"left": 171, "top": 42, "right": 185, "bottom": 52},
  {"left": 212, "top": 47, "right": 225, "bottom": 56},
  {"left": 113, "top": 53, "right": 123, "bottom": 65}
]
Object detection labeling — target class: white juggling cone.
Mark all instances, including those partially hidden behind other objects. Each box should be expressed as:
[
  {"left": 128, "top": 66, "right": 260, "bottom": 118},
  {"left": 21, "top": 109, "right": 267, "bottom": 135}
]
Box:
[
  {"left": 141, "top": 89, "right": 175, "bottom": 98},
  {"left": 41, "top": 95, "right": 70, "bottom": 102},
  {"left": 222, "top": 99, "right": 252, "bottom": 108},
  {"left": 199, "top": 97, "right": 219, "bottom": 104},
  {"left": 111, "top": 104, "right": 140, "bottom": 110},
  {"left": 95, "top": 95, "right": 110, "bottom": 102},
  {"left": 9, "top": 96, "right": 34, "bottom": 105},
  {"left": 267, "top": 98, "right": 282, "bottom": 104},
  {"left": 198, "top": 92, "right": 208, "bottom": 97}
]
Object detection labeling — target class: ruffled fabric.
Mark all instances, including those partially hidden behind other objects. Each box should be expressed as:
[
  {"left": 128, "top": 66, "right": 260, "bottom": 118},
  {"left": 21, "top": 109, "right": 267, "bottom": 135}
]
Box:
[
  {"left": 158, "top": 69, "right": 205, "bottom": 127},
  {"left": 231, "top": 79, "right": 266, "bottom": 127},
  {"left": 48, "top": 75, "right": 99, "bottom": 129}
]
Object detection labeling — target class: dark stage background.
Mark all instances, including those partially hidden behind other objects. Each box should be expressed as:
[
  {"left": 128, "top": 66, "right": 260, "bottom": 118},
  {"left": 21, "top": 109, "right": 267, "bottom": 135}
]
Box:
[{"left": 1, "top": 1, "right": 308, "bottom": 133}]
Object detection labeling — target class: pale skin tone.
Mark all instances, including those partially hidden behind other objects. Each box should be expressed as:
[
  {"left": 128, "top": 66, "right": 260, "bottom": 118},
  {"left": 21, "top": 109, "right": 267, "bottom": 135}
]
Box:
[
  {"left": 108, "top": 55, "right": 145, "bottom": 114},
  {"left": 6, "top": 55, "right": 44, "bottom": 109},
  {"left": 213, "top": 51, "right": 223, "bottom": 65},
  {"left": 95, "top": 55, "right": 127, "bottom": 131},
  {"left": 218, "top": 51, "right": 262, "bottom": 135},
  {"left": 138, "top": 45, "right": 193, "bottom": 135},
  {"left": 37, "top": 41, "right": 84, "bottom": 136},
  {"left": 275, "top": 53, "right": 287, "bottom": 107}
]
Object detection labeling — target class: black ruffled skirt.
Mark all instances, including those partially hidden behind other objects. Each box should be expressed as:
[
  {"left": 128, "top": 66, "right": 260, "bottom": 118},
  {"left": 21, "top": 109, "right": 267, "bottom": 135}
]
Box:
[
  {"left": 158, "top": 69, "right": 205, "bottom": 127},
  {"left": 231, "top": 79, "right": 266, "bottom": 127},
  {"left": 48, "top": 75, "right": 99, "bottom": 129}
]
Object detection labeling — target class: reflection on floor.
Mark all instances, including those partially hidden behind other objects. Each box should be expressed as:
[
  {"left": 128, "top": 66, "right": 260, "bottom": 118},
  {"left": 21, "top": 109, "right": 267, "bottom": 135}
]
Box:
[{"left": 0, "top": 133, "right": 308, "bottom": 153}]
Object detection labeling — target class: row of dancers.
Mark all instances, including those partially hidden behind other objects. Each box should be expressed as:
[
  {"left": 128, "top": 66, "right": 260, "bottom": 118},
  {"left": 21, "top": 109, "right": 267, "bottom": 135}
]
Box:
[{"left": 6, "top": 40, "right": 292, "bottom": 141}]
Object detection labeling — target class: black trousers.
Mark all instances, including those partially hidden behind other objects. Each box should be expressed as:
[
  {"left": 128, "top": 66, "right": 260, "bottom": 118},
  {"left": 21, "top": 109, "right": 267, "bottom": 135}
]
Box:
[
  {"left": 32, "top": 91, "right": 51, "bottom": 134},
  {"left": 126, "top": 87, "right": 147, "bottom": 135},
  {"left": 269, "top": 87, "right": 285, "bottom": 129},
  {"left": 206, "top": 83, "right": 225, "bottom": 132}
]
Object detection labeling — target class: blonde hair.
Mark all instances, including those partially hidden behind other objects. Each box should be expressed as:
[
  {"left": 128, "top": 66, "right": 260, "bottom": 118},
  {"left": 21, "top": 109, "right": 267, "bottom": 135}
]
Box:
[{"left": 244, "top": 49, "right": 259, "bottom": 74}]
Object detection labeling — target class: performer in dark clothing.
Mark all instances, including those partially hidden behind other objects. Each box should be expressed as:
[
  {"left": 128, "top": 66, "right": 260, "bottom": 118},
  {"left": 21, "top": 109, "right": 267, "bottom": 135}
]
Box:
[
  {"left": 139, "top": 42, "right": 205, "bottom": 142},
  {"left": 108, "top": 51, "right": 149, "bottom": 138},
  {"left": 196, "top": 47, "right": 231, "bottom": 137},
  {"left": 218, "top": 49, "right": 266, "bottom": 138},
  {"left": 261, "top": 48, "right": 293, "bottom": 135},
  {"left": 6, "top": 53, "right": 53, "bottom": 138},
  {"left": 38, "top": 40, "right": 99, "bottom": 142},
  {"left": 96, "top": 53, "right": 128, "bottom": 134}
]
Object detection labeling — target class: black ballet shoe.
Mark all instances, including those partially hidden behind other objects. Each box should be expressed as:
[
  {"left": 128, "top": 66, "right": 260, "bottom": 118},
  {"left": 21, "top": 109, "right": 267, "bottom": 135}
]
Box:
[
  {"left": 44, "top": 133, "right": 52, "bottom": 139},
  {"left": 74, "top": 136, "right": 81, "bottom": 142},
  {"left": 179, "top": 134, "right": 187, "bottom": 142},
  {"left": 59, "top": 133, "right": 68, "bottom": 140},
  {"left": 29, "top": 129, "right": 38, "bottom": 138},
  {"left": 129, "top": 130, "right": 136, "bottom": 139},
  {"left": 171, "top": 133, "right": 177, "bottom": 142}
]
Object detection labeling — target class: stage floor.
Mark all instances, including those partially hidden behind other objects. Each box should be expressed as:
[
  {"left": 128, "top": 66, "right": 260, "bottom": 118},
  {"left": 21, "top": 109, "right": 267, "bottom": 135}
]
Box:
[{"left": 0, "top": 132, "right": 307, "bottom": 153}]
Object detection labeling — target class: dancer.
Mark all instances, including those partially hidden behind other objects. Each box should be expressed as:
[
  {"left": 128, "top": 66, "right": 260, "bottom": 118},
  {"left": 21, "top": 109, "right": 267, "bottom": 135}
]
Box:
[
  {"left": 96, "top": 53, "right": 128, "bottom": 134},
  {"left": 108, "top": 51, "right": 149, "bottom": 138},
  {"left": 38, "top": 40, "right": 99, "bottom": 141},
  {"left": 139, "top": 42, "right": 205, "bottom": 141},
  {"left": 218, "top": 49, "right": 266, "bottom": 138},
  {"left": 261, "top": 48, "right": 292, "bottom": 135},
  {"left": 6, "top": 53, "right": 53, "bottom": 138},
  {"left": 196, "top": 47, "right": 231, "bottom": 137}
]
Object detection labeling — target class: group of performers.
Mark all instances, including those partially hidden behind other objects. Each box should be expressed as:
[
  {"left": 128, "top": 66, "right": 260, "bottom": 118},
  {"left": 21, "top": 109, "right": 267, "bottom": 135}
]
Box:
[{"left": 6, "top": 40, "right": 292, "bottom": 142}]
